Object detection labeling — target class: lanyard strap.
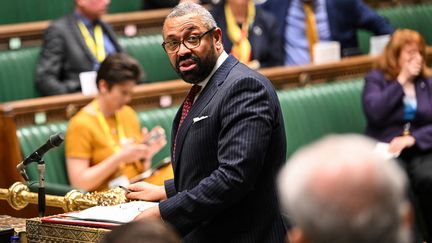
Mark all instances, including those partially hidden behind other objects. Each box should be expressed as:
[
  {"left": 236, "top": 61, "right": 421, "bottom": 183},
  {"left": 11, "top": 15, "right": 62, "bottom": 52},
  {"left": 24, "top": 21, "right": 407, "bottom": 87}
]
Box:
[
  {"left": 225, "top": 1, "right": 255, "bottom": 64},
  {"left": 78, "top": 21, "right": 106, "bottom": 62},
  {"left": 92, "top": 100, "right": 126, "bottom": 152}
]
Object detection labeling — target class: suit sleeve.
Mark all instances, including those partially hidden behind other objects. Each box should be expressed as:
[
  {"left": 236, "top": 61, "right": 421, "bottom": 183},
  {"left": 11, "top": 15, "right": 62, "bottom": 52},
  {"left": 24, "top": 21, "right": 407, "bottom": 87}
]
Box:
[
  {"left": 159, "top": 77, "right": 274, "bottom": 235},
  {"left": 356, "top": 0, "right": 395, "bottom": 35},
  {"left": 362, "top": 70, "right": 404, "bottom": 126},
  {"left": 36, "top": 24, "right": 80, "bottom": 96}
]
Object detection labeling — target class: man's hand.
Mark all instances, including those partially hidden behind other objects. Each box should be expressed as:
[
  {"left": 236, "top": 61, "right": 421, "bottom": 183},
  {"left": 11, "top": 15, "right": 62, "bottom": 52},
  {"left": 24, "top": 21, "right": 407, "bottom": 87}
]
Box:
[
  {"left": 126, "top": 181, "right": 167, "bottom": 202},
  {"left": 134, "top": 205, "right": 161, "bottom": 220}
]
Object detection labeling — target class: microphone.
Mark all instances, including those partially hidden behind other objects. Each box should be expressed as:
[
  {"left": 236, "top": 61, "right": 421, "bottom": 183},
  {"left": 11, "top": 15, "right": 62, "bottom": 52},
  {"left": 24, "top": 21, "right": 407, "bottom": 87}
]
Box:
[{"left": 16, "top": 132, "right": 64, "bottom": 181}]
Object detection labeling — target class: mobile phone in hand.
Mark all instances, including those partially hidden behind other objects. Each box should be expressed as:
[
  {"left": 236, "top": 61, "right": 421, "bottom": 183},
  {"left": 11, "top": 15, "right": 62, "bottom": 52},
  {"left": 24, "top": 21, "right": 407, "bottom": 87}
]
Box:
[
  {"left": 118, "top": 185, "right": 133, "bottom": 193},
  {"left": 143, "top": 131, "right": 162, "bottom": 145}
]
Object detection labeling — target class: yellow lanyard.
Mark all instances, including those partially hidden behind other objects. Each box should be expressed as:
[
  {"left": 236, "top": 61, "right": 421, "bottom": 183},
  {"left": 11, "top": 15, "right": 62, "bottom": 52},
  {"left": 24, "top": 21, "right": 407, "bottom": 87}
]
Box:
[
  {"left": 225, "top": 1, "right": 255, "bottom": 64},
  {"left": 78, "top": 21, "right": 106, "bottom": 62},
  {"left": 92, "top": 100, "right": 126, "bottom": 152}
]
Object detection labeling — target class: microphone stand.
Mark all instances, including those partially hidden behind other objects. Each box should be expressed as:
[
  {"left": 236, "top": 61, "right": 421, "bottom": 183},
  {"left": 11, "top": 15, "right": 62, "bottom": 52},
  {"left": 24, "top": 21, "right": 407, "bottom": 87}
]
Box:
[{"left": 37, "top": 159, "right": 46, "bottom": 217}]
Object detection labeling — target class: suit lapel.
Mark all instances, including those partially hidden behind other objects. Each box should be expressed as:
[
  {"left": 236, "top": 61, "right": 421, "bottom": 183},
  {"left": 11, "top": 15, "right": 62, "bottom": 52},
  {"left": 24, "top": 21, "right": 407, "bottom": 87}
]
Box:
[{"left": 173, "top": 56, "right": 239, "bottom": 172}]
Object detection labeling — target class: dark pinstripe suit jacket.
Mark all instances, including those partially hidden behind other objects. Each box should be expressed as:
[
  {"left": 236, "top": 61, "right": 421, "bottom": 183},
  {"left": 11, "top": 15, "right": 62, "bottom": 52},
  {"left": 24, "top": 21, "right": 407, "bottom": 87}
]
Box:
[{"left": 159, "top": 55, "right": 287, "bottom": 243}]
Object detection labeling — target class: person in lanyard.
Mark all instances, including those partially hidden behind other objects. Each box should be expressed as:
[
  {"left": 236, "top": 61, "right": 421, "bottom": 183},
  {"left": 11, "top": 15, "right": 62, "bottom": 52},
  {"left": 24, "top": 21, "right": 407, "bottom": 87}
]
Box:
[
  {"left": 65, "top": 53, "right": 167, "bottom": 192},
  {"left": 36, "top": 0, "right": 121, "bottom": 96}
]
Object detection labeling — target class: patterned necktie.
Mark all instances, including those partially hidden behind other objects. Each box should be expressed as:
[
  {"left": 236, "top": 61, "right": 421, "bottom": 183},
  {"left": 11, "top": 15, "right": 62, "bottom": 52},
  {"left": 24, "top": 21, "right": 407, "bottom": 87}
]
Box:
[
  {"left": 173, "top": 84, "right": 202, "bottom": 158},
  {"left": 304, "top": 1, "right": 319, "bottom": 63}
]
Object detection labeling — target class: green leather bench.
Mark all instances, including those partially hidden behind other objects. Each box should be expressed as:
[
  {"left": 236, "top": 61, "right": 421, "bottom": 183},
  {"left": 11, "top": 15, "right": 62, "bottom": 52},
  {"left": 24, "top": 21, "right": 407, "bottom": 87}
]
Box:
[
  {"left": 0, "top": 0, "right": 143, "bottom": 25},
  {"left": 0, "top": 34, "right": 178, "bottom": 102},
  {"left": 16, "top": 79, "right": 366, "bottom": 196},
  {"left": 16, "top": 106, "right": 178, "bottom": 196},
  {"left": 0, "top": 47, "right": 40, "bottom": 102},
  {"left": 278, "top": 79, "right": 366, "bottom": 157},
  {"left": 358, "top": 4, "right": 432, "bottom": 54}
]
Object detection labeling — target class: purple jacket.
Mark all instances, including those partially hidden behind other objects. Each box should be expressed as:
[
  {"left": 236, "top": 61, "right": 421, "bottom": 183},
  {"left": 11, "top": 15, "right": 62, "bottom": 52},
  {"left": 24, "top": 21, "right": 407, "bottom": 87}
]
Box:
[{"left": 362, "top": 69, "right": 432, "bottom": 150}]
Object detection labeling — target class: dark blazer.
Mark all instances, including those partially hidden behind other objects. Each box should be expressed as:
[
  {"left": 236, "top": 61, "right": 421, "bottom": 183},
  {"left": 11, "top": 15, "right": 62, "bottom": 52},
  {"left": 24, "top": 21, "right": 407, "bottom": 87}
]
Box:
[
  {"left": 159, "top": 55, "right": 287, "bottom": 242},
  {"left": 211, "top": 3, "right": 284, "bottom": 67},
  {"left": 258, "top": 0, "right": 394, "bottom": 57},
  {"left": 362, "top": 69, "right": 432, "bottom": 151},
  {"left": 36, "top": 13, "right": 122, "bottom": 96}
]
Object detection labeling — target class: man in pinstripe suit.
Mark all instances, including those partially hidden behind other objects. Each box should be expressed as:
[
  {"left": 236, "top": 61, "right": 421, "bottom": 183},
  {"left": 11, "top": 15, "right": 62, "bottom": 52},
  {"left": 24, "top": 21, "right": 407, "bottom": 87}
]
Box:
[{"left": 127, "top": 2, "right": 288, "bottom": 242}]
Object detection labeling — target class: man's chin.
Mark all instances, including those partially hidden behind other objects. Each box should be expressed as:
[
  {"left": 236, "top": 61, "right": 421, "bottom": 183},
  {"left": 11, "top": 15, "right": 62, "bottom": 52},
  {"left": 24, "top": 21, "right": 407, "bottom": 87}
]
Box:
[{"left": 179, "top": 71, "right": 202, "bottom": 84}]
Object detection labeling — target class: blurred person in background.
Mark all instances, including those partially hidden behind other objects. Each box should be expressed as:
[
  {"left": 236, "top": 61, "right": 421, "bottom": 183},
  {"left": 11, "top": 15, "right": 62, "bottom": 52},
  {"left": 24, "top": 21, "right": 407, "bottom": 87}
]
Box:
[
  {"left": 36, "top": 0, "right": 122, "bottom": 96},
  {"left": 258, "top": 0, "right": 394, "bottom": 66},
  {"left": 211, "top": 0, "right": 283, "bottom": 69},
  {"left": 362, "top": 29, "right": 432, "bottom": 242},
  {"left": 65, "top": 53, "right": 166, "bottom": 192},
  {"left": 278, "top": 134, "right": 413, "bottom": 243}
]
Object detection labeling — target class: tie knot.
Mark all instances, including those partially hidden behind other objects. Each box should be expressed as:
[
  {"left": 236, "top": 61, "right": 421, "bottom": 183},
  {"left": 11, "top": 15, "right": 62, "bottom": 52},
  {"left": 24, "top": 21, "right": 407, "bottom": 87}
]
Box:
[{"left": 189, "top": 85, "right": 202, "bottom": 98}]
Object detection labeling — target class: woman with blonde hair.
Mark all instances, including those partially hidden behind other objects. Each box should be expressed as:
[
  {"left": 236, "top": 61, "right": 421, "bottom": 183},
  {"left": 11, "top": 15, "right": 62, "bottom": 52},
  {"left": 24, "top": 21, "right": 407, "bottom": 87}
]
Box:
[{"left": 362, "top": 29, "right": 432, "bottom": 242}]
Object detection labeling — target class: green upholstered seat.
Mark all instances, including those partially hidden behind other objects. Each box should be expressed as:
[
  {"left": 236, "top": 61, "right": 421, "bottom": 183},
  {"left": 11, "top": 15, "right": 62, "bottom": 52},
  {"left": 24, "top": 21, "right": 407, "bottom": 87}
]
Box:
[
  {"left": 16, "top": 122, "right": 72, "bottom": 196},
  {"left": 0, "top": 35, "right": 179, "bottom": 102},
  {"left": 0, "top": 0, "right": 142, "bottom": 25},
  {"left": 0, "top": 47, "right": 40, "bottom": 102},
  {"left": 358, "top": 4, "right": 432, "bottom": 54},
  {"left": 120, "top": 35, "right": 180, "bottom": 83},
  {"left": 278, "top": 79, "right": 366, "bottom": 158}
]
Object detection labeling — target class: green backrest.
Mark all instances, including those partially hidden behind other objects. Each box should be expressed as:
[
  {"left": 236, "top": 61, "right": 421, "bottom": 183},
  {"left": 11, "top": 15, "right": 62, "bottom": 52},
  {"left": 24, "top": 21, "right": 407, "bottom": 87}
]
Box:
[
  {"left": 120, "top": 35, "right": 180, "bottom": 82},
  {"left": 16, "top": 122, "right": 72, "bottom": 196},
  {"left": 0, "top": 0, "right": 143, "bottom": 25},
  {"left": 358, "top": 4, "right": 432, "bottom": 54},
  {"left": 278, "top": 79, "right": 366, "bottom": 158},
  {"left": 136, "top": 107, "right": 179, "bottom": 167},
  {"left": 0, "top": 35, "right": 179, "bottom": 102},
  {"left": 0, "top": 47, "right": 40, "bottom": 102}
]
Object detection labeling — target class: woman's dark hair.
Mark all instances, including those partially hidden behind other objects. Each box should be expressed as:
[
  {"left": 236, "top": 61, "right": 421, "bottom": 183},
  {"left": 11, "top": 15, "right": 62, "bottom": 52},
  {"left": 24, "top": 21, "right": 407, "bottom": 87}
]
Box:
[{"left": 96, "top": 53, "right": 143, "bottom": 90}]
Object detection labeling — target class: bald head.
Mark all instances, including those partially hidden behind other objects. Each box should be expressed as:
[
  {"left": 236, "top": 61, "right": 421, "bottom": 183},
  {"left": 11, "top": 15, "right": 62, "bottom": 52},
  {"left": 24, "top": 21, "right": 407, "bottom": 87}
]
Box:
[{"left": 278, "top": 134, "right": 411, "bottom": 243}]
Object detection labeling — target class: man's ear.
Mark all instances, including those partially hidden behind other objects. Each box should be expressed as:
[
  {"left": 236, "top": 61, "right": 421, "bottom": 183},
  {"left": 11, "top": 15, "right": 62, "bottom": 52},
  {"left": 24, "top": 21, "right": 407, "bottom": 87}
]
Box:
[
  {"left": 213, "top": 27, "right": 224, "bottom": 51},
  {"left": 287, "top": 227, "right": 309, "bottom": 243}
]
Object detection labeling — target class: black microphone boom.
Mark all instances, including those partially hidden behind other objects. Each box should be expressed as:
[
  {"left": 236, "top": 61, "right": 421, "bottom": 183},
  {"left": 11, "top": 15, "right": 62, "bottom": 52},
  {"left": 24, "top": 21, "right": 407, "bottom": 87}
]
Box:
[{"left": 16, "top": 133, "right": 64, "bottom": 180}]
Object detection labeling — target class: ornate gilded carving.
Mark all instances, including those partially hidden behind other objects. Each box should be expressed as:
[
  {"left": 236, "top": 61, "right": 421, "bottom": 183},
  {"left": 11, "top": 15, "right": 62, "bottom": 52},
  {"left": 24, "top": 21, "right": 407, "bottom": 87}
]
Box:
[{"left": 0, "top": 182, "right": 127, "bottom": 212}]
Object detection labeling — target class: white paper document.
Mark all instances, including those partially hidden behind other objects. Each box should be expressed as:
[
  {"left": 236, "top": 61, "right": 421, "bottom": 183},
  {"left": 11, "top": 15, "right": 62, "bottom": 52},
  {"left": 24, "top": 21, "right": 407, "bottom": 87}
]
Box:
[
  {"left": 79, "top": 71, "right": 98, "bottom": 95},
  {"left": 66, "top": 201, "right": 158, "bottom": 224},
  {"left": 313, "top": 41, "right": 341, "bottom": 64},
  {"left": 369, "top": 34, "right": 390, "bottom": 56}
]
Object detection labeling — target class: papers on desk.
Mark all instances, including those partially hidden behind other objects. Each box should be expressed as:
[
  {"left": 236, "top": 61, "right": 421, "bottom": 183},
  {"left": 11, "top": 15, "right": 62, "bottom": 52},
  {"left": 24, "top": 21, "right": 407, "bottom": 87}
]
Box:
[
  {"left": 65, "top": 201, "right": 158, "bottom": 224},
  {"left": 313, "top": 41, "right": 341, "bottom": 64},
  {"left": 374, "top": 142, "right": 400, "bottom": 160},
  {"left": 369, "top": 34, "right": 390, "bottom": 56},
  {"left": 79, "top": 71, "right": 98, "bottom": 95}
]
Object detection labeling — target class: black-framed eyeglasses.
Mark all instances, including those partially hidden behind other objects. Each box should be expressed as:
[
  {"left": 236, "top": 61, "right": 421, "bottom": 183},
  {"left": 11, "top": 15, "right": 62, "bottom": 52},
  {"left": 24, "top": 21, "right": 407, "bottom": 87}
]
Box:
[{"left": 162, "top": 27, "right": 216, "bottom": 53}]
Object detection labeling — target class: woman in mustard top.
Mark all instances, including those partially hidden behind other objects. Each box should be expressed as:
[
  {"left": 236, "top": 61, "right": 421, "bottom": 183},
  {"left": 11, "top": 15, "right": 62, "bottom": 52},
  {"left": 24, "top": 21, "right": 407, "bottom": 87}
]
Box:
[{"left": 65, "top": 53, "right": 167, "bottom": 191}]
